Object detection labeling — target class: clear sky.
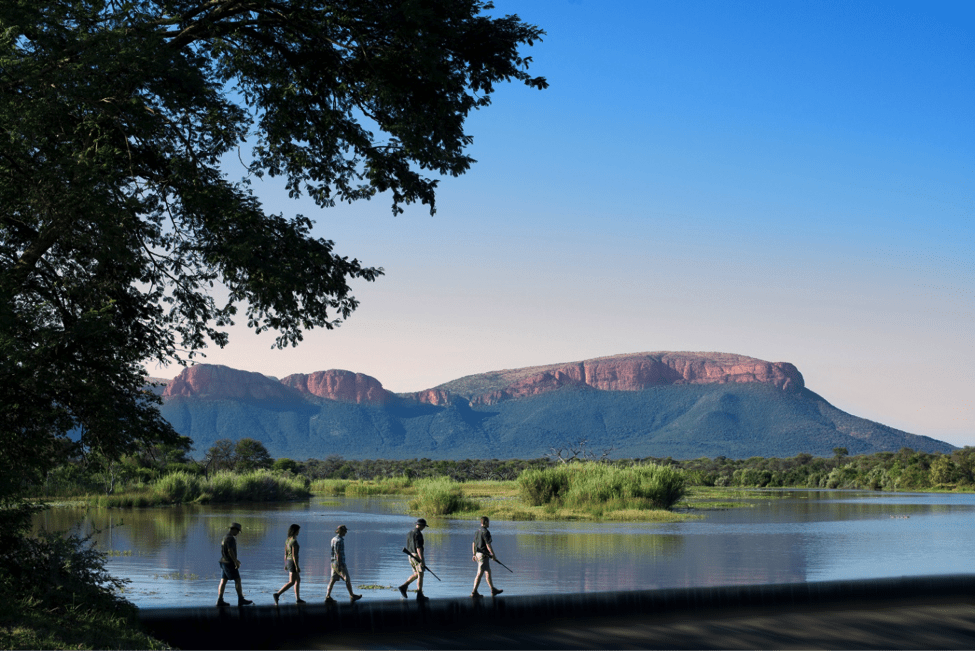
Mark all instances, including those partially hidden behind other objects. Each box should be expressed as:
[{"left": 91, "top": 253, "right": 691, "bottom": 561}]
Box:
[{"left": 147, "top": 0, "right": 974, "bottom": 448}]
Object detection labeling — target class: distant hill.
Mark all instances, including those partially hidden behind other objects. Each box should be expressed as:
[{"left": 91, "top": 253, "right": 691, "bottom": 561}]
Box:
[{"left": 155, "top": 352, "right": 954, "bottom": 460}]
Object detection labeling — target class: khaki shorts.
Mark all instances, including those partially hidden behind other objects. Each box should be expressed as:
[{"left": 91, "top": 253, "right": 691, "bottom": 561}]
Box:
[
  {"left": 409, "top": 555, "right": 424, "bottom": 574},
  {"left": 330, "top": 562, "right": 348, "bottom": 579},
  {"left": 474, "top": 552, "right": 491, "bottom": 570}
]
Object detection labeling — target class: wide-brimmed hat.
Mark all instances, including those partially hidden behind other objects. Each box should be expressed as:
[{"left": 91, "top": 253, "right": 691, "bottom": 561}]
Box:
[
  {"left": 230, "top": 522, "right": 242, "bottom": 531},
  {"left": 415, "top": 518, "right": 427, "bottom": 526},
  {"left": 336, "top": 524, "right": 348, "bottom": 533}
]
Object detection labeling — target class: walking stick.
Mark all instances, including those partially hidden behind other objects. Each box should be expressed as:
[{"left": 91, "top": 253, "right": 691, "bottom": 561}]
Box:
[{"left": 402, "top": 548, "right": 442, "bottom": 581}]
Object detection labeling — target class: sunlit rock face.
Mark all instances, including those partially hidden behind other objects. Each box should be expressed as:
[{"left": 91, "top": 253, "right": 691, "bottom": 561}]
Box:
[
  {"left": 280, "top": 369, "right": 394, "bottom": 405},
  {"left": 465, "top": 352, "right": 804, "bottom": 406},
  {"left": 163, "top": 365, "right": 296, "bottom": 401}
]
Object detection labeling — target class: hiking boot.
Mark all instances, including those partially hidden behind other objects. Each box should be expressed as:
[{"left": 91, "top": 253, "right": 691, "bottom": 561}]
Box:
[
  {"left": 398, "top": 584, "right": 409, "bottom": 599},
  {"left": 350, "top": 594, "right": 362, "bottom": 602},
  {"left": 471, "top": 592, "right": 483, "bottom": 599},
  {"left": 416, "top": 591, "right": 429, "bottom": 602},
  {"left": 325, "top": 596, "right": 337, "bottom": 604},
  {"left": 272, "top": 592, "right": 279, "bottom": 605},
  {"left": 491, "top": 588, "right": 503, "bottom": 596},
  {"left": 215, "top": 599, "right": 230, "bottom": 607},
  {"left": 295, "top": 598, "right": 306, "bottom": 604},
  {"left": 238, "top": 598, "right": 253, "bottom": 606}
]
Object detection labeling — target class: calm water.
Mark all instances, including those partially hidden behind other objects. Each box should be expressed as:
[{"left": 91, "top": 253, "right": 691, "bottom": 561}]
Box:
[{"left": 32, "top": 490, "right": 975, "bottom": 608}]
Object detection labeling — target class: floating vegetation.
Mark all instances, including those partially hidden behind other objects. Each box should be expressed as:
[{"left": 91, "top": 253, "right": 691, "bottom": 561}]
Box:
[{"left": 152, "top": 572, "right": 214, "bottom": 581}]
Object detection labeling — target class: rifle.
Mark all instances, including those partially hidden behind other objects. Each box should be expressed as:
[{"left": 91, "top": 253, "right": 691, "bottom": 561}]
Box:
[
  {"left": 402, "top": 548, "right": 442, "bottom": 581},
  {"left": 492, "top": 557, "right": 514, "bottom": 574}
]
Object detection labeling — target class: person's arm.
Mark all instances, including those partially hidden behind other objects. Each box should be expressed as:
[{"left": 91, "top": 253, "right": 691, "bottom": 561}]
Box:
[
  {"left": 294, "top": 543, "right": 300, "bottom": 572},
  {"left": 486, "top": 541, "right": 496, "bottom": 560},
  {"left": 472, "top": 540, "right": 477, "bottom": 560},
  {"left": 229, "top": 541, "right": 240, "bottom": 568}
]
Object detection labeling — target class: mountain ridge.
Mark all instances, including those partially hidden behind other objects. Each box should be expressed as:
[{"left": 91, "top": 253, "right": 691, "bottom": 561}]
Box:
[{"left": 151, "top": 352, "right": 954, "bottom": 460}]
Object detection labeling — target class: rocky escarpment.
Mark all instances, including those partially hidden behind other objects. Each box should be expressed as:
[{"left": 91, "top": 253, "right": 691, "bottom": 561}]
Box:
[
  {"left": 280, "top": 370, "right": 394, "bottom": 405},
  {"left": 162, "top": 365, "right": 299, "bottom": 402},
  {"left": 436, "top": 352, "right": 804, "bottom": 406}
]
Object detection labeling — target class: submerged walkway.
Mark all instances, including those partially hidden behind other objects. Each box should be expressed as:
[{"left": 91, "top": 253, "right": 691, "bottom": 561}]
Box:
[{"left": 138, "top": 574, "right": 975, "bottom": 649}]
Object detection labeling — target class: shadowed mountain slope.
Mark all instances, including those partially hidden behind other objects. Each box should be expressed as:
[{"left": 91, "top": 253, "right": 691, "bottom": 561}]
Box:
[{"left": 156, "top": 353, "right": 953, "bottom": 460}]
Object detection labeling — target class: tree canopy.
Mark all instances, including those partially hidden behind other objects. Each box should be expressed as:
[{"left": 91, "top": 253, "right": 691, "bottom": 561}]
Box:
[{"left": 0, "top": 0, "right": 546, "bottom": 495}]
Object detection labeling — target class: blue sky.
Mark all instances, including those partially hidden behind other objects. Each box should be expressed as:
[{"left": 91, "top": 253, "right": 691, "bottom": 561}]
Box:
[{"left": 150, "top": 0, "right": 974, "bottom": 447}]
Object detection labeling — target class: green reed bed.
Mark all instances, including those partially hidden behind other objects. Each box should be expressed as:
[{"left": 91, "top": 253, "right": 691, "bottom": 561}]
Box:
[
  {"left": 311, "top": 475, "right": 414, "bottom": 496},
  {"left": 92, "top": 470, "right": 310, "bottom": 507},
  {"left": 408, "top": 477, "right": 481, "bottom": 516},
  {"left": 518, "top": 463, "right": 687, "bottom": 512}
]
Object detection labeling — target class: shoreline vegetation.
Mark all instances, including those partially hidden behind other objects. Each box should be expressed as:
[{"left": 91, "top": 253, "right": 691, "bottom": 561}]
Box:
[{"left": 29, "top": 447, "right": 975, "bottom": 515}]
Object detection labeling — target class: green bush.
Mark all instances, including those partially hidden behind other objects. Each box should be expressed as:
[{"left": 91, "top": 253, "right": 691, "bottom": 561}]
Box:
[
  {"left": 518, "top": 467, "right": 571, "bottom": 506},
  {"left": 519, "top": 463, "right": 686, "bottom": 511},
  {"left": 409, "top": 477, "right": 479, "bottom": 516}
]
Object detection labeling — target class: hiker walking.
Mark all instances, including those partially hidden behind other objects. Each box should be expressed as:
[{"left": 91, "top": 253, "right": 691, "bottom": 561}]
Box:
[
  {"left": 399, "top": 518, "right": 429, "bottom": 601},
  {"left": 216, "top": 522, "right": 253, "bottom": 607},
  {"left": 272, "top": 524, "right": 305, "bottom": 604},
  {"left": 326, "top": 525, "right": 362, "bottom": 603},
  {"left": 471, "top": 516, "right": 502, "bottom": 597}
]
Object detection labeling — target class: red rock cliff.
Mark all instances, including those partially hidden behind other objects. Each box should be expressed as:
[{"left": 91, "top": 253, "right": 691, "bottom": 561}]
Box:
[
  {"left": 162, "top": 365, "right": 297, "bottom": 401},
  {"left": 280, "top": 370, "right": 393, "bottom": 405},
  {"left": 467, "top": 352, "right": 804, "bottom": 406}
]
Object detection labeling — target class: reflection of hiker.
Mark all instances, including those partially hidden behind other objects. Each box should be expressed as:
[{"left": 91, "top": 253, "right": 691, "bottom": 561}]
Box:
[
  {"left": 273, "top": 524, "right": 305, "bottom": 604},
  {"left": 471, "top": 516, "right": 502, "bottom": 597},
  {"left": 399, "top": 518, "right": 429, "bottom": 601},
  {"left": 216, "top": 523, "right": 253, "bottom": 607},
  {"left": 326, "top": 525, "right": 361, "bottom": 603}
]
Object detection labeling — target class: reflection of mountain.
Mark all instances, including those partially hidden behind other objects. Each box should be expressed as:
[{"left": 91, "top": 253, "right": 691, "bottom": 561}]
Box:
[{"left": 156, "top": 353, "right": 954, "bottom": 460}]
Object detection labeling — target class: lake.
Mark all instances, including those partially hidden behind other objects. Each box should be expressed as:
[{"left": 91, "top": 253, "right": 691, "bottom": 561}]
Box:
[{"left": 32, "top": 490, "right": 975, "bottom": 608}]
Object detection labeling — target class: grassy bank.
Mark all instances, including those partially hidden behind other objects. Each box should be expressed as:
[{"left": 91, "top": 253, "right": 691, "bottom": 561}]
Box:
[
  {"left": 38, "top": 469, "right": 312, "bottom": 507},
  {"left": 311, "top": 463, "right": 698, "bottom": 523}
]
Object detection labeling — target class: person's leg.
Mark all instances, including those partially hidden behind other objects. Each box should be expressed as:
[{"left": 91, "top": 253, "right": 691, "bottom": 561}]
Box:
[
  {"left": 218, "top": 578, "right": 228, "bottom": 601},
  {"left": 276, "top": 577, "right": 295, "bottom": 596},
  {"left": 326, "top": 573, "right": 338, "bottom": 598},
  {"left": 344, "top": 570, "right": 359, "bottom": 598},
  {"left": 293, "top": 573, "right": 302, "bottom": 601},
  {"left": 399, "top": 570, "right": 417, "bottom": 598},
  {"left": 472, "top": 566, "right": 484, "bottom": 593},
  {"left": 234, "top": 578, "right": 244, "bottom": 599},
  {"left": 484, "top": 566, "right": 495, "bottom": 591}
]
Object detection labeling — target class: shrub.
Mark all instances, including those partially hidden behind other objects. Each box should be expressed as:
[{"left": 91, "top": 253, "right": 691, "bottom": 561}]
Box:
[
  {"left": 409, "top": 477, "right": 479, "bottom": 516},
  {"left": 517, "top": 467, "right": 571, "bottom": 506},
  {"left": 520, "top": 463, "right": 686, "bottom": 511}
]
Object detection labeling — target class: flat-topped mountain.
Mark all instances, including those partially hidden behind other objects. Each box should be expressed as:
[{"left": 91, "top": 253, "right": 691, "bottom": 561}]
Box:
[{"left": 156, "top": 352, "right": 953, "bottom": 460}]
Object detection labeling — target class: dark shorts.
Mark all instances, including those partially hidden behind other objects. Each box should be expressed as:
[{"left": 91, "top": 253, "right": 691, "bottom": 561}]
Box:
[
  {"left": 286, "top": 559, "right": 299, "bottom": 574},
  {"left": 220, "top": 562, "right": 240, "bottom": 581}
]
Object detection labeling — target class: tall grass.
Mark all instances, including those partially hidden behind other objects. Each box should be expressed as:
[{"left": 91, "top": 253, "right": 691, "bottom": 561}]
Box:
[
  {"left": 408, "top": 477, "right": 480, "bottom": 516},
  {"left": 310, "top": 475, "right": 414, "bottom": 496},
  {"left": 93, "top": 470, "right": 310, "bottom": 506},
  {"left": 517, "top": 463, "right": 686, "bottom": 511}
]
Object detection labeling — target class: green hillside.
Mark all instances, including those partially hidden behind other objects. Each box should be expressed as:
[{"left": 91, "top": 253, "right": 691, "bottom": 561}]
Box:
[{"left": 160, "top": 383, "right": 953, "bottom": 460}]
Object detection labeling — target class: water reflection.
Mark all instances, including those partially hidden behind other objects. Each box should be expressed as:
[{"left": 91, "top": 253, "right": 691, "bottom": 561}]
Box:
[{"left": 31, "top": 490, "right": 975, "bottom": 608}]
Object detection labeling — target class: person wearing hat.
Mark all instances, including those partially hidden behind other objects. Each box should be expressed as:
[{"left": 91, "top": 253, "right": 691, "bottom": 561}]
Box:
[
  {"left": 216, "top": 523, "right": 253, "bottom": 607},
  {"left": 399, "top": 518, "right": 429, "bottom": 602},
  {"left": 325, "top": 525, "right": 361, "bottom": 603}
]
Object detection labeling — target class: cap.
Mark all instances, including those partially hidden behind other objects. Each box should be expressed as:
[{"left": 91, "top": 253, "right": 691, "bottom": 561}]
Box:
[{"left": 230, "top": 522, "right": 242, "bottom": 531}]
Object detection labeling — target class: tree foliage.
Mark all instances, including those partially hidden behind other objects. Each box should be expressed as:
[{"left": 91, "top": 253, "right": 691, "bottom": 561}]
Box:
[{"left": 0, "top": 0, "right": 546, "bottom": 492}]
